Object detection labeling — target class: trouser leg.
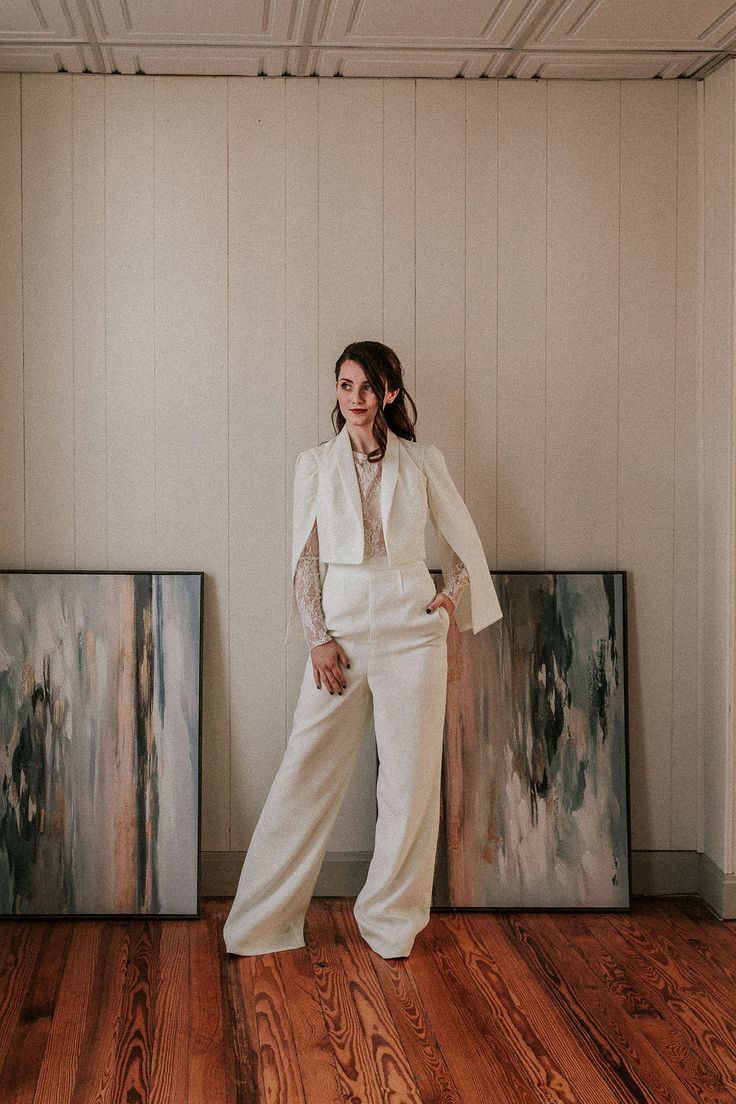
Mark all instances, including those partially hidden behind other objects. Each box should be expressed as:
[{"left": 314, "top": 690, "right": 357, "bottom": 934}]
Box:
[
  {"left": 353, "top": 639, "right": 448, "bottom": 958},
  {"left": 223, "top": 651, "right": 372, "bottom": 955}
]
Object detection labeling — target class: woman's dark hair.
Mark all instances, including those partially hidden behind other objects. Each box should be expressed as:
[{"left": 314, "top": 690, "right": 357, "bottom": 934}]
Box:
[{"left": 330, "top": 341, "right": 417, "bottom": 463}]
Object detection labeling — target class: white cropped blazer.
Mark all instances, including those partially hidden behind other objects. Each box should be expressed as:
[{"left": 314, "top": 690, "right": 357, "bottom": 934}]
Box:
[{"left": 285, "top": 422, "right": 503, "bottom": 646}]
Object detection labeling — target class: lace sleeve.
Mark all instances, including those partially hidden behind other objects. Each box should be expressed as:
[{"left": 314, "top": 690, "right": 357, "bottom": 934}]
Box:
[
  {"left": 441, "top": 551, "right": 469, "bottom": 609},
  {"left": 294, "top": 518, "right": 333, "bottom": 650}
]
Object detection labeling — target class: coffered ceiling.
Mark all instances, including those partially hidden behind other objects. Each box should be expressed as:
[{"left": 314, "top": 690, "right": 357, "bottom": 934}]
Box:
[{"left": 1, "top": 0, "right": 734, "bottom": 80}]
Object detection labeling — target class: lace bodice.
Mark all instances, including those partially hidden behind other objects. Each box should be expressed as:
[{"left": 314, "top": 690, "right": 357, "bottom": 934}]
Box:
[{"left": 294, "top": 448, "right": 470, "bottom": 650}]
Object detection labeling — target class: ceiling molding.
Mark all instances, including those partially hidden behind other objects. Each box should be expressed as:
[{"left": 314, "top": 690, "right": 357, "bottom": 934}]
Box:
[{"left": 0, "top": 0, "right": 734, "bottom": 78}]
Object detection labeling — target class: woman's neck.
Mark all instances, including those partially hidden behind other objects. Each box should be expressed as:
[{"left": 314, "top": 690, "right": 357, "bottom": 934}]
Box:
[{"left": 347, "top": 428, "right": 379, "bottom": 454}]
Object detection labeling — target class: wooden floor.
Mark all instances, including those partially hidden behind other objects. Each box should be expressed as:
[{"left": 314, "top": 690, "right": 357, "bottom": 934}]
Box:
[{"left": 0, "top": 895, "right": 734, "bottom": 1103}]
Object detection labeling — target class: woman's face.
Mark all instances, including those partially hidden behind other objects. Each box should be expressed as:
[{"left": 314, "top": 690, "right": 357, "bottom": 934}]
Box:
[{"left": 336, "top": 359, "right": 398, "bottom": 428}]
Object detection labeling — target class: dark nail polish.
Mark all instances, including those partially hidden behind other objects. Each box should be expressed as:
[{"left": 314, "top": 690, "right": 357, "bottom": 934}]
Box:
[{"left": 426, "top": 608, "right": 431, "bottom": 614}]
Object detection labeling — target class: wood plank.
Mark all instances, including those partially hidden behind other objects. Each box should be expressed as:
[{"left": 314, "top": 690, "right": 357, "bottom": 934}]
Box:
[
  {"left": 502, "top": 909, "right": 702, "bottom": 1103},
  {"left": 603, "top": 909, "right": 736, "bottom": 1094},
  {"left": 190, "top": 911, "right": 234, "bottom": 1104},
  {"left": 0, "top": 899, "right": 734, "bottom": 1102},
  {"left": 407, "top": 915, "right": 539, "bottom": 1102},
  {"left": 0, "top": 925, "right": 45, "bottom": 1081},
  {"left": 149, "top": 921, "right": 190, "bottom": 1101},
  {"left": 32, "top": 923, "right": 101, "bottom": 1101},
  {"left": 67, "top": 922, "right": 130, "bottom": 1104},
  {"left": 111, "top": 921, "right": 158, "bottom": 1104},
  {"left": 359, "top": 921, "right": 462, "bottom": 1104},
  {"left": 441, "top": 910, "right": 621, "bottom": 1103},
  {"left": 219, "top": 920, "right": 261, "bottom": 1102},
  {"left": 549, "top": 909, "right": 731, "bottom": 1103},
  {"left": 304, "top": 898, "right": 417, "bottom": 1104},
  {"left": 0, "top": 923, "right": 73, "bottom": 1103},
  {"left": 277, "top": 938, "right": 345, "bottom": 1103},
  {"left": 249, "top": 952, "right": 308, "bottom": 1104}
]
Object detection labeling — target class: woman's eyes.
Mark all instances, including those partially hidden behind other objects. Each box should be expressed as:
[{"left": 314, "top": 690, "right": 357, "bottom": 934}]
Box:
[{"left": 341, "top": 383, "right": 371, "bottom": 390}]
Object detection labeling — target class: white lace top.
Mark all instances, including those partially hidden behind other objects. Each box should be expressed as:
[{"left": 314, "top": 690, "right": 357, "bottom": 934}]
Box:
[{"left": 294, "top": 447, "right": 470, "bottom": 650}]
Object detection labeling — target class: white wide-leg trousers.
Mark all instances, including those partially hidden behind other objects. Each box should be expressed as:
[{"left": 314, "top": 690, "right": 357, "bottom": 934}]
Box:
[{"left": 222, "top": 558, "right": 449, "bottom": 959}]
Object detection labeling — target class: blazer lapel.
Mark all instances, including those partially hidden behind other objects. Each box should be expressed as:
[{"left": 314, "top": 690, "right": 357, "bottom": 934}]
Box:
[
  {"left": 335, "top": 422, "right": 363, "bottom": 526},
  {"left": 379, "top": 426, "right": 399, "bottom": 535},
  {"left": 334, "top": 420, "right": 400, "bottom": 545}
]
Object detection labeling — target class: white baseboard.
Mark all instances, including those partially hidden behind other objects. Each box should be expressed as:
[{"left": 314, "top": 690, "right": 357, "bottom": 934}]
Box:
[{"left": 202, "top": 849, "right": 736, "bottom": 918}]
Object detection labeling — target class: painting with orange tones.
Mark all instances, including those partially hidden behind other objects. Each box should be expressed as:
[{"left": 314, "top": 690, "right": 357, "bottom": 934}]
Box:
[
  {"left": 432, "top": 570, "right": 630, "bottom": 910},
  {"left": 0, "top": 571, "right": 203, "bottom": 918}
]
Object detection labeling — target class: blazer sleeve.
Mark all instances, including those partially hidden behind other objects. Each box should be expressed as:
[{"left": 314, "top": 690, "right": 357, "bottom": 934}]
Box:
[
  {"left": 285, "top": 448, "right": 322, "bottom": 645},
  {"left": 423, "top": 444, "right": 503, "bottom": 634}
]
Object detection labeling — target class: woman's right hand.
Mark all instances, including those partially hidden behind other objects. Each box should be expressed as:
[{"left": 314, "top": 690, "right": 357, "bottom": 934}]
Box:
[{"left": 310, "top": 638, "right": 350, "bottom": 694}]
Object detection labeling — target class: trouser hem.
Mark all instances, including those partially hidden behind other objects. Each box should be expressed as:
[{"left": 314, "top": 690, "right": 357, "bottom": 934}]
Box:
[{"left": 225, "top": 935, "right": 306, "bottom": 957}]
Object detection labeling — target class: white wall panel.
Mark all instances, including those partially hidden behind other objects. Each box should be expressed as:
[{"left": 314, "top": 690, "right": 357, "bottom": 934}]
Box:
[
  {"left": 1, "top": 73, "right": 701, "bottom": 872},
  {"left": 619, "top": 83, "right": 679, "bottom": 850},
  {"left": 702, "top": 62, "right": 735, "bottom": 872},
  {"left": 416, "top": 79, "right": 466, "bottom": 537},
  {"left": 105, "top": 77, "right": 155, "bottom": 568},
  {"left": 71, "top": 75, "right": 107, "bottom": 568},
  {"left": 154, "top": 77, "right": 229, "bottom": 851},
  {"left": 672, "top": 81, "right": 700, "bottom": 851},
  {"left": 465, "top": 80, "right": 499, "bottom": 562},
  {"left": 497, "top": 79, "right": 547, "bottom": 568},
  {"left": 284, "top": 76, "right": 319, "bottom": 795},
  {"left": 318, "top": 78, "right": 383, "bottom": 391},
  {"left": 228, "top": 77, "right": 286, "bottom": 848},
  {"left": 22, "top": 73, "right": 75, "bottom": 566},
  {"left": 546, "top": 82, "right": 619, "bottom": 569},
  {"left": 318, "top": 77, "right": 384, "bottom": 850},
  {"left": 383, "top": 79, "right": 416, "bottom": 391},
  {"left": 0, "top": 74, "right": 23, "bottom": 567}
]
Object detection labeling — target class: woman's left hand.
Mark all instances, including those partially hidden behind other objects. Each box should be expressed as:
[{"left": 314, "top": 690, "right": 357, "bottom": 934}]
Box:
[{"left": 426, "top": 593, "right": 455, "bottom": 620}]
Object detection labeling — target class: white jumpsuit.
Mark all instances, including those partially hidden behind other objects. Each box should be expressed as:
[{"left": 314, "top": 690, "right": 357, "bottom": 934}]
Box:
[{"left": 223, "top": 446, "right": 469, "bottom": 959}]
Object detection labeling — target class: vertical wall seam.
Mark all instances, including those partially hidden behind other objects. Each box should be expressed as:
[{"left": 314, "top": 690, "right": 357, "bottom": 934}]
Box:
[
  {"left": 282, "top": 77, "right": 287, "bottom": 757},
  {"left": 695, "top": 77, "right": 706, "bottom": 859},
  {"left": 728, "top": 59, "right": 736, "bottom": 874},
  {"left": 227, "top": 77, "right": 232, "bottom": 847},
  {"left": 495, "top": 82, "right": 499, "bottom": 570},
  {"left": 71, "top": 77, "right": 76, "bottom": 568},
  {"left": 103, "top": 77, "right": 108, "bottom": 567},
  {"left": 464, "top": 82, "right": 467, "bottom": 501},
  {"left": 317, "top": 78, "right": 321, "bottom": 438},
  {"left": 20, "top": 74, "right": 26, "bottom": 568},
  {"left": 672, "top": 84, "right": 680, "bottom": 850},
  {"left": 544, "top": 80, "right": 548, "bottom": 571},
  {"left": 617, "top": 81, "right": 621, "bottom": 576},
  {"left": 153, "top": 77, "right": 157, "bottom": 573}
]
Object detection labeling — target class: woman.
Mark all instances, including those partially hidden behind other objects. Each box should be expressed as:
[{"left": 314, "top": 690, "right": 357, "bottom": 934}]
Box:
[{"left": 223, "top": 341, "right": 502, "bottom": 960}]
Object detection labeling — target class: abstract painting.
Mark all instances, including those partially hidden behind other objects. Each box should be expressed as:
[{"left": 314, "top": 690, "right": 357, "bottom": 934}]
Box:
[
  {"left": 0, "top": 571, "right": 203, "bottom": 918},
  {"left": 432, "top": 570, "right": 630, "bottom": 910}
]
